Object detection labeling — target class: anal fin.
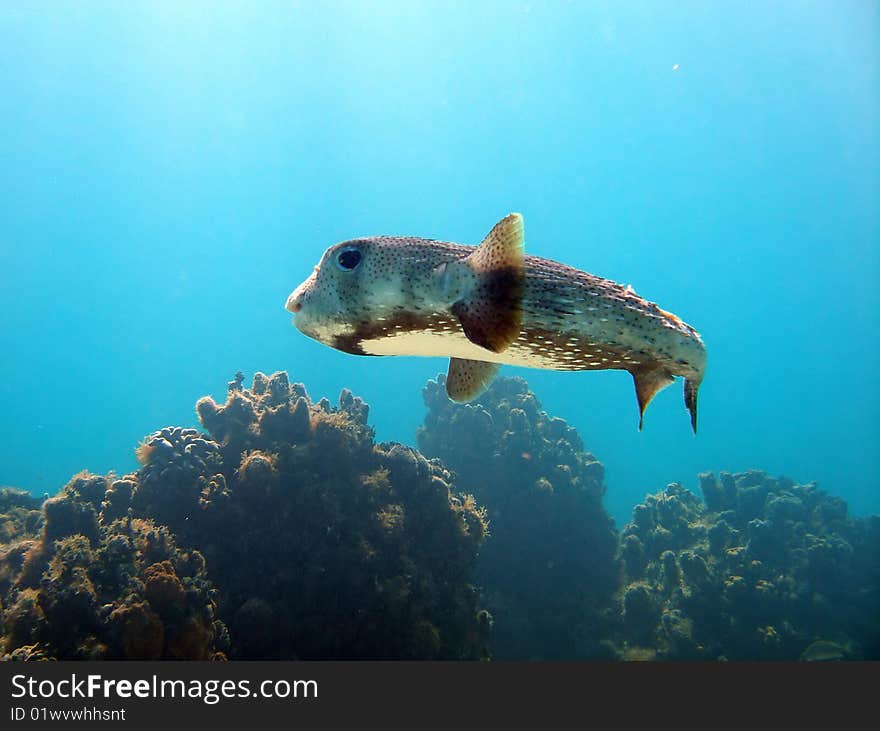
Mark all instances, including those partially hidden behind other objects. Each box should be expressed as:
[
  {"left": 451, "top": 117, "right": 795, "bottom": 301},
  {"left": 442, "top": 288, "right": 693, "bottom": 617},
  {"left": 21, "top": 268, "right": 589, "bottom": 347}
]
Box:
[
  {"left": 630, "top": 366, "right": 675, "bottom": 430},
  {"left": 445, "top": 358, "right": 500, "bottom": 402}
]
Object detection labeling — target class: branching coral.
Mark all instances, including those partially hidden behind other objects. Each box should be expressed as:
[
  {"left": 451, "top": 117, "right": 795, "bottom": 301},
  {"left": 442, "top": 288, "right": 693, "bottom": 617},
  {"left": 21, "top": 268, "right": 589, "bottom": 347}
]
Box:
[{"left": 417, "top": 374, "right": 620, "bottom": 659}]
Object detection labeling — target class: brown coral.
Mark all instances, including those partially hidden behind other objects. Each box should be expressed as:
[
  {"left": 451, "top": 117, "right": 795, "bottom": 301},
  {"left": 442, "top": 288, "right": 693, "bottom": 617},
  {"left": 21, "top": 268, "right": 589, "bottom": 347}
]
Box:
[
  {"left": 109, "top": 602, "right": 164, "bottom": 660},
  {"left": 144, "top": 560, "right": 187, "bottom": 613},
  {"left": 3, "top": 372, "right": 490, "bottom": 660},
  {"left": 0, "top": 494, "right": 225, "bottom": 660},
  {"left": 183, "top": 372, "right": 491, "bottom": 659}
]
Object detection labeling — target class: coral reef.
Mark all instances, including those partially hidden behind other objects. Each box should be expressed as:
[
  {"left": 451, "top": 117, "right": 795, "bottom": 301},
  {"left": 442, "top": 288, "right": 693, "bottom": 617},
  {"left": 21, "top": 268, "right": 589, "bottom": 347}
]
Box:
[
  {"left": 417, "top": 375, "right": 620, "bottom": 659},
  {"left": 2, "top": 371, "right": 877, "bottom": 662},
  {"left": 0, "top": 373, "right": 489, "bottom": 660},
  {"left": 0, "top": 488, "right": 43, "bottom": 604},
  {"left": 1, "top": 474, "right": 224, "bottom": 660},
  {"left": 182, "top": 372, "right": 490, "bottom": 659},
  {"left": 0, "top": 488, "right": 42, "bottom": 544},
  {"left": 615, "top": 471, "right": 880, "bottom": 660}
]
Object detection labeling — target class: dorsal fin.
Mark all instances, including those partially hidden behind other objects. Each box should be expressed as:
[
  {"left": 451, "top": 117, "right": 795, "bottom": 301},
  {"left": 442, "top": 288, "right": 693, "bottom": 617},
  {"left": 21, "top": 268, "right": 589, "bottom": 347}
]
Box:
[
  {"left": 445, "top": 358, "right": 500, "bottom": 402},
  {"left": 469, "top": 213, "right": 525, "bottom": 273},
  {"left": 451, "top": 213, "right": 526, "bottom": 353},
  {"left": 630, "top": 366, "right": 675, "bottom": 430}
]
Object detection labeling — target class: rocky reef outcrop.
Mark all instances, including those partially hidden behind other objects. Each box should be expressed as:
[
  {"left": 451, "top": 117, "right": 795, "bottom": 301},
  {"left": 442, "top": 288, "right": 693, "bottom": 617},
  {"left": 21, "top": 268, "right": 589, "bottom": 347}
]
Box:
[
  {"left": 1, "top": 372, "right": 490, "bottom": 660},
  {"left": 2, "top": 371, "right": 877, "bottom": 661},
  {"left": 417, "top": 375, "right": 620, "bottom": 659},
  {"left": 167, "top": 371, "right": 489, "bottom": 659},
  {"left": 0, "top": 489, "right": 43, "bottom": 604},
  {"left": 1, "top": 474, "right": 223, "bottom": 660},
  {"left": 615, "top": 471, "right": 880, "bottom": 660}
]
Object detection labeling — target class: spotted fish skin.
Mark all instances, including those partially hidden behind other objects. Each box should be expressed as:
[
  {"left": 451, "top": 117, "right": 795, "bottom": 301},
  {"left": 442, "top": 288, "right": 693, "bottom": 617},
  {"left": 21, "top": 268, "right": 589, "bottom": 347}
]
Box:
[{"left": 286, "top": 214, "right": 706, "bottom": 431}]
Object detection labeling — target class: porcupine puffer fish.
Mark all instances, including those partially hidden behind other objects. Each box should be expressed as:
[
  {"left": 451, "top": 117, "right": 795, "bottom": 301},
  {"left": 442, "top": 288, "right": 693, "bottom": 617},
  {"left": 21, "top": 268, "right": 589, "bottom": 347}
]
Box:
[{"left": 285, "top": 213, "right": 706, "bottom": 431}]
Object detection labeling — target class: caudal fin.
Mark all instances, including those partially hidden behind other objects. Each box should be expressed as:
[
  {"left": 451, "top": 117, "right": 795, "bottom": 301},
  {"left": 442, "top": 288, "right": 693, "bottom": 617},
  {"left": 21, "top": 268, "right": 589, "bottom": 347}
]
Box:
[{"left": 684, "top": 378, "right": 700, "bottom": 434}]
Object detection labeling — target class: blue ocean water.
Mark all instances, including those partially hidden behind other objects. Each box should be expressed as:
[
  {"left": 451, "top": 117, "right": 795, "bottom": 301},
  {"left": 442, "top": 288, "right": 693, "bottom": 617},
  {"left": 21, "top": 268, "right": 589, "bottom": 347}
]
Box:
[{"left": 0, "top": 1, "right": 877, "bottom": 526}]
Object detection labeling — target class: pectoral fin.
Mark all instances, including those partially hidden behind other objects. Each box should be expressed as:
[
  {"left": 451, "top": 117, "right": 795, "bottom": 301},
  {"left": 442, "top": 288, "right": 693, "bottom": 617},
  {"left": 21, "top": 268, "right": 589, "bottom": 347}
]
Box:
[
  {"left": 445, "top": 358, "right": 500, "bottom": 402},
  {"left": 451, "top": 213, "right": 525, "bottom": 353},
  {"left": 631, "top": 366, "right": 675, "bottom": 430}
]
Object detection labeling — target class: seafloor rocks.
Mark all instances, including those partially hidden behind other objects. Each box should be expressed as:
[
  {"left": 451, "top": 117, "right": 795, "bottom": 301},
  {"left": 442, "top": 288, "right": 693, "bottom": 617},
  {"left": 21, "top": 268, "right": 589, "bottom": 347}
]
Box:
[
  {"left": 616, "top": 471, "right": 880, "bottom": 660},
  {"left": 417, "top": 375, "right": 620, "bottom": 659}
]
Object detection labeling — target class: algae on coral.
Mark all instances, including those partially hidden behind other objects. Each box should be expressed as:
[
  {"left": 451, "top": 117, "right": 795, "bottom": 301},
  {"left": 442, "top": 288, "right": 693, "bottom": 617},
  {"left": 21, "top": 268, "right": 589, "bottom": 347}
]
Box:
[
  {"left": 2, "top": 373, "right": 877, "bottom": 662},
  {"left": 614, "top": 472, "right": 880, "bottom": 660},
  {"left": 1, "top": 372, "right": 491, "bottom": 661}
]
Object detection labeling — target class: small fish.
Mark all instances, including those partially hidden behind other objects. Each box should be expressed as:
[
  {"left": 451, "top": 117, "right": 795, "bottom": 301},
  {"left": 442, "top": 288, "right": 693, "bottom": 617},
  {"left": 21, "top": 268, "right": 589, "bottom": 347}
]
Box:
[{"left": 286, "top": 214, "right": 706, "bottom": 431}]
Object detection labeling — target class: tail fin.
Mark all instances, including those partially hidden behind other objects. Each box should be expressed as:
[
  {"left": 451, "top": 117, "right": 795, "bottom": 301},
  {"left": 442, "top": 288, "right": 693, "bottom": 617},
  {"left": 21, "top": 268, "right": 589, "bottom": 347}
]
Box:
[{"left": 684, "top": 378, "right": 700, "bottom": 434}]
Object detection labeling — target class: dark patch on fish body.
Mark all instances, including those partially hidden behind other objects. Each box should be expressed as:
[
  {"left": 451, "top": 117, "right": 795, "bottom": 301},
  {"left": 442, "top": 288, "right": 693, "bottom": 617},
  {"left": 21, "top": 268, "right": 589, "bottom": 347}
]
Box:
[
  {"left": 451, "top": 265, "right": 524, "bottom": 353},
  {"left": 332, "top": 310, "right": 459, "bottom": 355}
]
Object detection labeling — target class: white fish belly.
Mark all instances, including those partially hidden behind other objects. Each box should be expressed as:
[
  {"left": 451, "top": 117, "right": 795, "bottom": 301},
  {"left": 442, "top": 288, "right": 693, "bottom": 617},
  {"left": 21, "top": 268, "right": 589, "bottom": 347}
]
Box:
[{"left": 359, "top": 330, "right": 562, "bottom": 370}]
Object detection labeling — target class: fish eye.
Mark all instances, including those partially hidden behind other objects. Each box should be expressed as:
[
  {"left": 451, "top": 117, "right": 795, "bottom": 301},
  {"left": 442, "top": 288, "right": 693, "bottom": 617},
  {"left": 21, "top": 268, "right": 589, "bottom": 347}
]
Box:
[{"left": 335, "top": 246, "right": 362, "bottom": 272}]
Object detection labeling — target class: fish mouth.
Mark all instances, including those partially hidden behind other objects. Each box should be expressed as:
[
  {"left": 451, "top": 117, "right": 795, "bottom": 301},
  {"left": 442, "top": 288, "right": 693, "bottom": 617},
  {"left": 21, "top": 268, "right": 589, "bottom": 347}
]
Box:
[
  {"left": 287, "top": 270, "right": 318, "bottom": 315},
  {"left": 285, "top": 291, "right": 316, "bottom": 338},
  {"left": 285, "top": 290, "right": 303, "bottom": 314}
]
